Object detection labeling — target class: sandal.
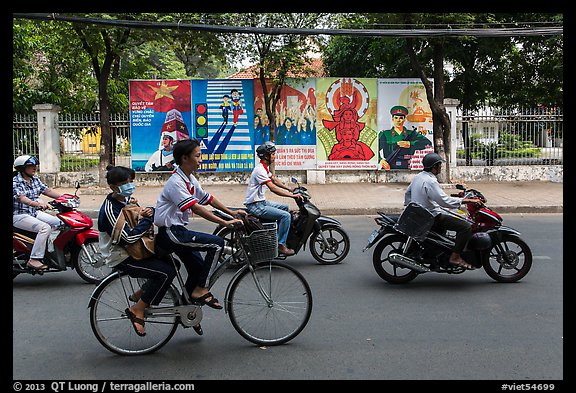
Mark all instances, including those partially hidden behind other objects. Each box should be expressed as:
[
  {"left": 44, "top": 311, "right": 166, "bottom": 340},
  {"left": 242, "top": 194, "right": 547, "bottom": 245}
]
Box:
[
  {"left": 125, "top": 308, "right": 146, "bottom": 337},
  {"left": 191, "top": 292, "right": 223, "bottom": 310},
  {"left": 449, "top": 259, "right": 475, "bottom": 270},
  {"left": 26, "top": 260, "right": 48, "bottom": 271}
]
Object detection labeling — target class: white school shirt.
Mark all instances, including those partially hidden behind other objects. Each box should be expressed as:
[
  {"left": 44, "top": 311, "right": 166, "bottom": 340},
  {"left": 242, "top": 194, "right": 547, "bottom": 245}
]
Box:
[
  {"left": 245, "top": 160, "right": 273, "bottom": 205},
  {"left": 153, "top": 167, "right": 213, "bottom": 227}
]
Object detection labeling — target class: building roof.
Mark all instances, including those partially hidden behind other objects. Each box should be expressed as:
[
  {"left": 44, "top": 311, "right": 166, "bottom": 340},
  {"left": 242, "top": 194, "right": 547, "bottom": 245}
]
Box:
[{"left": 228, "top": 57, "right": 326, "bottom": 79}]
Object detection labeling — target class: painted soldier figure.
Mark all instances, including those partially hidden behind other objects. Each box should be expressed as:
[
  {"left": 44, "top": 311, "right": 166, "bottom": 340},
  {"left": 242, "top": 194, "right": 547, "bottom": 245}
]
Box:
[{"left": 378, "top": 105, "right": 431, "bottom": 170}]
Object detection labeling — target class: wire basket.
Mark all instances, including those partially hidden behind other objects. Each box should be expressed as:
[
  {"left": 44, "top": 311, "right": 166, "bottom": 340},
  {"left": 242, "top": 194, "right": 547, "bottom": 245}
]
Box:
[
  {"left": 238, "top": 222, "right": 278, "bottom": 263},
  {"left": 393, "top": 202, "right": 435, "bottom": 240}
]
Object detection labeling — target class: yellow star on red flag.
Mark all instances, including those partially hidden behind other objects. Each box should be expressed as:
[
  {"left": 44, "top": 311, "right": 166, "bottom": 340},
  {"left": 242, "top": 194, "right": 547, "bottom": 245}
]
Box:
[{"left": 149, "top": 81, "right": 179, "bottom": 101}]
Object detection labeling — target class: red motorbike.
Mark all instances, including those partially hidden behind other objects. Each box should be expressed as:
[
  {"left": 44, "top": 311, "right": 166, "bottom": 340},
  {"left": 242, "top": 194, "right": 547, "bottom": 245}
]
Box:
[
  {"left": 13, "top": 183, "right": 111, "bottom": 284},
  {"left": 364, "top": 184, "right": 533, "bottom": 284}
]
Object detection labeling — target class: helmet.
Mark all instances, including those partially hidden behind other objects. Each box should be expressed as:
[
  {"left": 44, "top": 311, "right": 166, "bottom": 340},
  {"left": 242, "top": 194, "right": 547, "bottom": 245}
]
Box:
[
  {"left": 256, "top": 141, "right": 277, "bottom": 159},
  {"left": 467, "top": 232, "right": 492, "bottom": 250},
  {"left": 422, "top": 152, "right": 445, "bottom": 169},
  {"left": 13, "top": 155, "right": 39, "bottom": 170}
]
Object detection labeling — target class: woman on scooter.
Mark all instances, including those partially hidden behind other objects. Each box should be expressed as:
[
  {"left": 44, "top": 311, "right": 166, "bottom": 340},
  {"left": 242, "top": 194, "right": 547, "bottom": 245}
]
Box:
[
  {"left": 98, "top": 165, "right": 177, "bottom": 337},
  {"left": 245, "top": 141, "right": 304, "bottom": 256},
  {"left": 13, "top": 155, "right": 64, "bottom": 271}
]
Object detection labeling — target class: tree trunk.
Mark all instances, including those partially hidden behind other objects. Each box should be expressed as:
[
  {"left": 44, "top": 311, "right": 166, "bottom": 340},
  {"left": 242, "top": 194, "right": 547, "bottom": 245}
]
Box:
[{"left": 405, "top": 38, "right": 452, "bottom": 183}]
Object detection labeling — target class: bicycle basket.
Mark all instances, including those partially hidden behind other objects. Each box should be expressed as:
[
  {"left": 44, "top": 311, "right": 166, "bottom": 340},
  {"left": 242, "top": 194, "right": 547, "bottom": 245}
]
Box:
[
  {"left": 393, "top": 202, "right": 435, "bottom": 240},
  {"left": 239, "top": 222, "right": 278, "bottom": 263}
]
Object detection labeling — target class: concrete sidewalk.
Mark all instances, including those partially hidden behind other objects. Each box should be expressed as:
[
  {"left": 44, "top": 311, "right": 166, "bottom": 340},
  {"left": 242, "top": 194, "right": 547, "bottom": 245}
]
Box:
[{"left": 53, "top": 181, "right": 563, "bottom": 219}]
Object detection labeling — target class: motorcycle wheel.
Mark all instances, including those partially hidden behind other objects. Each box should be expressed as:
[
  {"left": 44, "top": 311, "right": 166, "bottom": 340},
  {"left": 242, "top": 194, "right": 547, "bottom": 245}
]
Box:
[
  {"left": 372, "top": 234, "right": 418, "bottom": 284},
  {"left": 483, "top": 234, "right": 532, "bottom": 283},
  {"left": 309, "top": 225, "right": 350, "bottom": 265},
  {"left": 215, "top": 227, "right": 247, "bottom": 268},
  {"left": 73, "top": 238, "right": 113, "bottom": 284}
]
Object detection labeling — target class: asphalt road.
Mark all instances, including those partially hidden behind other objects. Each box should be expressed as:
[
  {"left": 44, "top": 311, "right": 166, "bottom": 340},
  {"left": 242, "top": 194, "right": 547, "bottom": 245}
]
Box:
[{"left": 12, "top": 214, "right": 564, "bottom": 384}]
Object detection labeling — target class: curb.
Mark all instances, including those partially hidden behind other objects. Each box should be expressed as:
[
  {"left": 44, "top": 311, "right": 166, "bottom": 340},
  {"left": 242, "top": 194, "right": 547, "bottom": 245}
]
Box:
[{"left": 81, "top": 205, "right": 562, "bottom": 220}]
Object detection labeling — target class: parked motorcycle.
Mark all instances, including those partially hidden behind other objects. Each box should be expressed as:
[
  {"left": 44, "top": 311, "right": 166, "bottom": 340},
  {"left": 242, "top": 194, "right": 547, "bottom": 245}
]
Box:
[
  {"left": 213, "top": 178, "right": 350, "bottom": 265},
  {"left": 363, "top": 184, "right": 532, "bottom": 284},
  {"left": 13, "top": 182, "right": 111, "bottom": 284}
]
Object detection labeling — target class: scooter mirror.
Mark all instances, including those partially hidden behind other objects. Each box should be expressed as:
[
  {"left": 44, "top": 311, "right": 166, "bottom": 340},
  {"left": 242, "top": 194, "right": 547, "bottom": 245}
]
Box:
[{"left": 291, "top": 177, "right": 298, "bottom": 184}]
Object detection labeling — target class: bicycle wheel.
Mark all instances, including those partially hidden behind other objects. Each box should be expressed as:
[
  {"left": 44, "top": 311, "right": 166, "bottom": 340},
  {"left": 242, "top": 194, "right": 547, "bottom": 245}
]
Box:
[
  {"left": 89, "top": 272, "right": 179, "bottom": 356},
  {"left": 227, "top": 261, "right": 312, "bottom": 346}
]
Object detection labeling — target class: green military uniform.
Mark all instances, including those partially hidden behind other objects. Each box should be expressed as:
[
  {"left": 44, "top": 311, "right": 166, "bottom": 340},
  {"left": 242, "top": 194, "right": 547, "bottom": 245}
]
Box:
[{"left": 378, "top": 106, "right": 430, "bottom": 169}]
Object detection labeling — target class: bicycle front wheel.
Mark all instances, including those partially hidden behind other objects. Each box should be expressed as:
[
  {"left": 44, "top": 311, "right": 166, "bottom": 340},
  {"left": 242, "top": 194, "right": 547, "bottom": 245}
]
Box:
[
  {"left": 227, "top": 261, "right": 312, "bottom": 346},
  {"left": 89, "top": 272, "right": 179, "bottom": 356}
]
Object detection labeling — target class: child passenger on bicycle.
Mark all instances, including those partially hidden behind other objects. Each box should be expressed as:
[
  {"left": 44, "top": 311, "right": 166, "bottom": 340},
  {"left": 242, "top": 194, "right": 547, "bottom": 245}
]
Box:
[
  {"left": 154, "top": 139, "right": 244, "bottom": 311},
  {"left": 98, "top": 165, "right": 177, "bottom": 337}
]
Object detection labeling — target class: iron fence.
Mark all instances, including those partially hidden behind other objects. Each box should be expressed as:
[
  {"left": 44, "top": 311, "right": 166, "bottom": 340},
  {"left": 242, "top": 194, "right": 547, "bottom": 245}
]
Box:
[
  {"left": 12, "top": 112, "right": 131, "bottom": 172},
  {"left": 13, "top": 107, "right": 563, "bottom": 172},
  {"left": 456, "top": 107, "right": 563, "bottom": 166}
]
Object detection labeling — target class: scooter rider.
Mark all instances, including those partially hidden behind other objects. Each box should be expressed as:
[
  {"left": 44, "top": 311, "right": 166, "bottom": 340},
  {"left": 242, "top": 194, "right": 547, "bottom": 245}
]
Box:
[
  {"left": 13, "top": 155, "right": 64, "bottom": 271},
  {"left": 245, "top": 141, "right": 303, "bottom": 256},
  {"left": 404, "top": 152, "right": 478, "bottom": 270}
]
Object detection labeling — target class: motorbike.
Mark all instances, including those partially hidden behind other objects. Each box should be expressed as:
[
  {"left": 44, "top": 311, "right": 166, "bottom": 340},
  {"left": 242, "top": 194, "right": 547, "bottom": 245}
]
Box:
[
  {"left": 363, "top": 184, "right": 532, "bottom": 284},
  {"left": 13, "top": 182, "right": 111, "bottom": 284},
  {"left": 213, "top": 178, "right": 351, "bottom": 265}
]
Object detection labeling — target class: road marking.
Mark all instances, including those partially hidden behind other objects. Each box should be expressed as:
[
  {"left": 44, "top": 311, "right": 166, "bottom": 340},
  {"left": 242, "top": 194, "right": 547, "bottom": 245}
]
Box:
[{"left": 533, "top": 256, "right": 552, "bottom": 260}]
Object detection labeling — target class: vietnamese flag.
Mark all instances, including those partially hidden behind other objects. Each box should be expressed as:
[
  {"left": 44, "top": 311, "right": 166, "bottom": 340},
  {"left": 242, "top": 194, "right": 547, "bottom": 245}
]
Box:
[{"left": 130, "top": 80, "right": 191, "bottom": 113}]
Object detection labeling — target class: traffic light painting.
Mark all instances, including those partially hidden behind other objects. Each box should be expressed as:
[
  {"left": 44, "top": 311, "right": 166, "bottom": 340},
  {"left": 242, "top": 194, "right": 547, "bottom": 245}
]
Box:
[{"left": 195, "top": 103, "right": 208, "bottom": 139}]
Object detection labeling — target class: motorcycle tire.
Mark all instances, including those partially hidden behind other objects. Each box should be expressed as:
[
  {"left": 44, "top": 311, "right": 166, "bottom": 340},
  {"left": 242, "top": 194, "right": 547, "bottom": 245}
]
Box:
[
  {"left": 215, "top": 227, "right": 247, "bottom": 268},
  {"left": 72, "top": 238, "right": 112, "bottom": 284},
  {"left": 372, "top": 234, "right": 418, "bottom": 284},
  {"left": 482, "top": 234, "right": 532, "bottom": 283},
  {"left": 309, "top": 225, "right": 350, "bottom": 265}
]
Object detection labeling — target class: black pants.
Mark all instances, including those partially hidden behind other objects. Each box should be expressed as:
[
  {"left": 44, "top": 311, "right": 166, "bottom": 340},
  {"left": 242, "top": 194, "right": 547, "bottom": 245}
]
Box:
[
  {"left": 433, "top": 212, "right": 472, "bottom": 254},
  {"left": 118, "top": 256, "right": 177, "bottom": 306}
]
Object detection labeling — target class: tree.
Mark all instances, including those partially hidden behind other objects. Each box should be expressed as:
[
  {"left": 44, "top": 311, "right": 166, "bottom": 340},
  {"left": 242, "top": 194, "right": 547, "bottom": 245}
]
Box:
[
  {"left": 223, "top": 13, "right": 329, "bottom": 159},
  {"left": 13, "top": 13, "right": 231, "bottom": 186},
  {"left": 322, "top": 12, "right": 563, "bottom": 181}
]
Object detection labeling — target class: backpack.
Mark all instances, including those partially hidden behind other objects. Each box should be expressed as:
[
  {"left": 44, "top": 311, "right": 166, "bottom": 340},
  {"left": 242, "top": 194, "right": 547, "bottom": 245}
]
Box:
[{"left": 241, "top": 215, "right": 265, "bottom": 234}]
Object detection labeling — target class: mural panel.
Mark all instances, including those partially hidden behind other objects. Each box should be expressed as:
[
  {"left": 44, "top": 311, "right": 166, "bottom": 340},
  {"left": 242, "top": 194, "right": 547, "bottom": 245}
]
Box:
[
  {"left": 253, "top": 78, "right": 317, "bottom": 169},
  {"left": 316, "top": 78, "right": 379, "bottom": 170},
  {"left": 377, "top": 79, "right": 434, "bottom": 170}
]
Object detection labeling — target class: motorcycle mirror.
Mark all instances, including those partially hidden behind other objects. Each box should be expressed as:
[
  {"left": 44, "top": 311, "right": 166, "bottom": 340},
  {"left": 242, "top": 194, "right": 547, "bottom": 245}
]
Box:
[
  {"left": 456, "top": 184, "right": 465, "bottom": 190},
  {"left": 74, "top": 181, "right": 80, "bottom": 196},
  {"left": 291, "top": 177, "right": 298, "bottom": 184}
]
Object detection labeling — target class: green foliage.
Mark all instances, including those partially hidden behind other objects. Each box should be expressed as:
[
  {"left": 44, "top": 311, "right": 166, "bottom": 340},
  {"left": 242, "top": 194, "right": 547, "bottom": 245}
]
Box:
[
  {"left": 60, "top": 154, "right": 99, "bottom": 172},
  {"left": 456, "top": 132, "right": 541, "bottom": 160}
]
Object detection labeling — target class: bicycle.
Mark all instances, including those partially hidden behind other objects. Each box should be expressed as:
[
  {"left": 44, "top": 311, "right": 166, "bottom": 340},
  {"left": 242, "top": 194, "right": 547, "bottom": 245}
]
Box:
[{"left": 88, "top": 217, "right": 313, "bottom": 356}]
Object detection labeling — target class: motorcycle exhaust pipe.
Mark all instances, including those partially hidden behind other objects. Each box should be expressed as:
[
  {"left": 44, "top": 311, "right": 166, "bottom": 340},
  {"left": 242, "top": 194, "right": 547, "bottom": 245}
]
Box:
[{"left": 389, "top": 253, "right": 430, "bottom": 273}]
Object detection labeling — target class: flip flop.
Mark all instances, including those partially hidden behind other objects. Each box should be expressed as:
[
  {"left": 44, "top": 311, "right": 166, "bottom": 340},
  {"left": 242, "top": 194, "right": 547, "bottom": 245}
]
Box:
[
  {"left": 125, "top": 308, "right": 146, "bottom": 337},
  {"left": 191, "top": 292, "right": 223, "bottom": 310},
  {"left": 193, "top": 324, "right": 203, "bottom": 336}
]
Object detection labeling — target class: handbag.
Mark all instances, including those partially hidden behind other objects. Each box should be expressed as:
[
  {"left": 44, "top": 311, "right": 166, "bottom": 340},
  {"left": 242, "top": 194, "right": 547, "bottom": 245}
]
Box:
[{"left": 111, "top": 205, "right": 156, "bottom": 261}]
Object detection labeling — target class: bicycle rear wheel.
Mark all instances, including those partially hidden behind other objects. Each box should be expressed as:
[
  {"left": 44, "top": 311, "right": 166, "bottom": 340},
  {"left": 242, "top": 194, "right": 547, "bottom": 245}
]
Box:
[
  {"left": 227, "top": 261, "right": 312, "bottom": 346},
  {"left": 89, "top": 272, "right": 179, "bottom": 356}
]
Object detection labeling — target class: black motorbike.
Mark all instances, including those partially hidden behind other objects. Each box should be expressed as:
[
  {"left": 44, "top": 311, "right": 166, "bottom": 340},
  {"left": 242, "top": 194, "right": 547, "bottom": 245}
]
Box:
[
  {"left": 213, "top": 178, "right": 350, "bottom": 266},
  {"left": 363, "top": 185, "right": 532, "bottom": 284}
]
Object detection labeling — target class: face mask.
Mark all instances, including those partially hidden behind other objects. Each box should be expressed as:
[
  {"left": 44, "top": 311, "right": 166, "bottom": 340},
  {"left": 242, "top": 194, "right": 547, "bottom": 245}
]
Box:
[{"left": 118, "top": 182, "right": 135, "bottom": 198}]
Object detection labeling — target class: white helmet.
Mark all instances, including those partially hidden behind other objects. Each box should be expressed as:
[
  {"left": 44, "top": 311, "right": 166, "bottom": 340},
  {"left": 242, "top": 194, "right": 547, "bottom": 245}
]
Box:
[{"left": 14, "top": 155, "right": 39, "bottom": 170}]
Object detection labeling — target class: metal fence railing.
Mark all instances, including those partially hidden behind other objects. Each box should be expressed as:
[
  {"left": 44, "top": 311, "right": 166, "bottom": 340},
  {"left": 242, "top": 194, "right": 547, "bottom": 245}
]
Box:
[
  {"left": 14, "top": 107, "right": 563, "bottom": 172},
  {"left": 12, "top": 112, "right": 131, "bottom": 172},
  {"left": 456, "top": 107, "right": 563, "bottom": 166}
]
